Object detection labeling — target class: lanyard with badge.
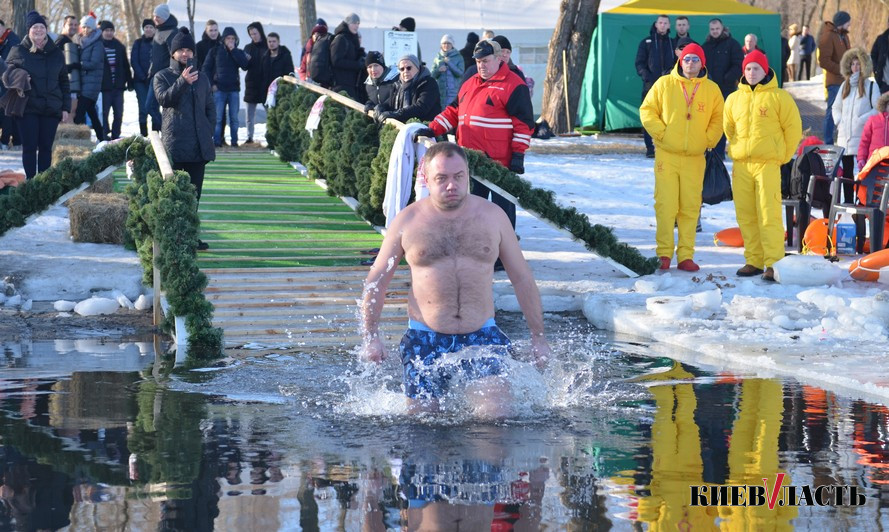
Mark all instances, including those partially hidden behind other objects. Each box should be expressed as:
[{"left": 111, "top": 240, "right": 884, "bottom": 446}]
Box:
[{"left": 682, "top": 82, "right": 700, "bottom": 120}]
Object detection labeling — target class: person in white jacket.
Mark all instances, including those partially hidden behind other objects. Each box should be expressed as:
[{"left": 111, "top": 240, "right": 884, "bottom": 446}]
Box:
[
  {"left": 786, "top": 24, "right": 802, "bottom": 82},
  {"left": 831, "top": 47, "right": 880, "bottom": 204}
]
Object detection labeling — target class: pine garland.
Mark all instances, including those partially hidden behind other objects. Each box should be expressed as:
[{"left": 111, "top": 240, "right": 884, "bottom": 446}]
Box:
[{"left": 265, "top": 83, "right": 659, "bottom": 275}]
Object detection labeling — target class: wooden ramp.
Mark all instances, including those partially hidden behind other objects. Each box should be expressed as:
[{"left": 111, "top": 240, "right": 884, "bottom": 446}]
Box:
[{"left": 116, "top": 151, "right": 409, "bottom": 349}]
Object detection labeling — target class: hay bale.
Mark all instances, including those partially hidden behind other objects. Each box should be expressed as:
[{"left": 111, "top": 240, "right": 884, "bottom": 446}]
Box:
[
  {"left": 86, "top": 174, "right": 114, "bottom": 194},
  {"left": 68, "top": 192, "right": 129, "bottom": 244},
  {"left": 55, "top": 123, "right": 92, "bottom": 140},
  {"left": 52, "top": 139, "right": 95, "bottom": 166}
]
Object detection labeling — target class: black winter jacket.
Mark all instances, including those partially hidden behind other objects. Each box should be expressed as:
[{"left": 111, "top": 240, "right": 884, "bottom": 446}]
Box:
[
  {"left": 154, "top": 58, "right": 216, "bottom": 164},
  {"left": 701, "top": 31, "right": 744, "bottom": 98},
  {"left": 196, "top": 31, "right": 220, "bottom": 70},
  {"left": 380, "top": 67, "right": 441, "bottom": 122},
  {"left": 364, "top": 66, "right": 398, "bottom": 110},
  {"left": 260, "top": 46, "right": 294, "bottom": 96},
  {"left": 101, "top": 38, "right": 131, "bottom": 91},
  {"left": 5, "top": 37, "right": 70, "bottom": 118},
  {"left": 131, "top": 35, "right": 152, "bottom": 82},
  {"left": 330, "top": 22, "right": 363, "bottom": 98},
  {"left": 872, "top": 28, "right": 889, "bottom": 93},
  {"left": 202, "top": 28, "right": 249, "bottom": 93},
  {"left": 635, "top": 24, "right": 675, "bottom": 95},
  {"left": 244, "top": 39, "right": 267, "bottom": 103},
  {"left": 149, "top": 14, "right": 178, "bottom": 79}
]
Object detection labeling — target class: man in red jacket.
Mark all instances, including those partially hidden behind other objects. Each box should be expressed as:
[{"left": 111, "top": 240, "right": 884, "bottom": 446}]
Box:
[{"left": 415, "top": 39, "right": 534, "bottom": 233}]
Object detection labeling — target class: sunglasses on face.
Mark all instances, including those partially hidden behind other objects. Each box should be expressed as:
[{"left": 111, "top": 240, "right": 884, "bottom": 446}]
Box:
[
  {"left": 682, "top": 56, "right": 701, "bottom": 63},
  {"left": 399, "top": 66, "right": 414, "bottom": 72}
]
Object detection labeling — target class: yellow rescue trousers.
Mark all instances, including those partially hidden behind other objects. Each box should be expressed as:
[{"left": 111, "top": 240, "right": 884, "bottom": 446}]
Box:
[
  {"left": 654, "top": 151, "right": 705, "bottom": 262},
  {"left": 732, "top": 161, "right": 785, "bottom": 269}
]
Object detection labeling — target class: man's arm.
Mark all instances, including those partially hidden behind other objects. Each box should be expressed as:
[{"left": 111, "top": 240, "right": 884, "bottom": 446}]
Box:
[
  {"left": 495, "top": 209, "right": 549, "bottom": 365},
  {"left": 359, "top": 213, "right": 407, "bottom": 362}
]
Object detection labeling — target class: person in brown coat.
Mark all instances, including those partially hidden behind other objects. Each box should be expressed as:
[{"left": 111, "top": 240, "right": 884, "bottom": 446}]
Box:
[{"left": 819, "top": 10, "right": 851, "bottom": 143}]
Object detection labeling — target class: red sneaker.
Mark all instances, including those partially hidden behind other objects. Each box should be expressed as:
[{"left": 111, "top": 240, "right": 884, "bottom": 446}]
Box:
[
  {"left": 677, "top": 259, "right": 700, "bottom": 272},
  {"left": 659, "top": 256, "right": 671, "bottom": 270}
]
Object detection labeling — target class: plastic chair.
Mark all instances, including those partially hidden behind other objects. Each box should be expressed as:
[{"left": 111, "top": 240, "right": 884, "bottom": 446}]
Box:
[
  {"left": 782, "top": 145, "right": 844, "bottom": 252},
  {"left": 826, "top": 159, "right": 889, "bottom": 256}
]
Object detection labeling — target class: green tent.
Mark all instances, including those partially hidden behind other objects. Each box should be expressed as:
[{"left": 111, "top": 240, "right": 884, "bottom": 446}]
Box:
[{"left": 577, "top": 0, "right": 781, "bottom": 132}]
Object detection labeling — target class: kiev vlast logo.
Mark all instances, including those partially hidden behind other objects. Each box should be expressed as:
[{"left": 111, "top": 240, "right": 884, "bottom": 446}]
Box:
[{"left": 690, "top": 474, "right": 867, "bottom": 509}]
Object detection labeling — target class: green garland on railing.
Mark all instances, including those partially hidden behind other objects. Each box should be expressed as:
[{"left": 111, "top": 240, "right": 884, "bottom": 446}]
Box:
[
  {"left": 328, "top": 110, "right": 378, "bottom": 199},
  {"left": 266, "top": 84, "right": 659, "bottom": 275},
  {"left": 124, "top": 149, "right": 223, "bottom": 362},
  {"left": 0, "top": 138, "right": 136, "bottom": 235},
  {"left": 306, "top": 96, "right": 346, "bottom": 182}
]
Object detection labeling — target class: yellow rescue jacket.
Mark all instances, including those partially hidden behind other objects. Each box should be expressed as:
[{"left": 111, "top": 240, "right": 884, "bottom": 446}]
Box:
[
  {"left": 639, "top": 62, "right": 724, "bottom": 156},
  {"left": 724, "top": 71, "right": 803, "bottom": 165}
]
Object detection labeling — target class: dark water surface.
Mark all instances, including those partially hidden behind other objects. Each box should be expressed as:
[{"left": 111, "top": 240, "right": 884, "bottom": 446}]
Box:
[{"left": 2, "top": 316, "right": 889, "bottom": 530}]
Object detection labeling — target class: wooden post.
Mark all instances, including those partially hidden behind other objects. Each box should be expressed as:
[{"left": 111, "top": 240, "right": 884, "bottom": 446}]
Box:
[
  {"left": 149, "top": 131, "right": 174, "bottom": 327},
  {"left": 153, "top": 240, "right": 161, "bottom": 326}
]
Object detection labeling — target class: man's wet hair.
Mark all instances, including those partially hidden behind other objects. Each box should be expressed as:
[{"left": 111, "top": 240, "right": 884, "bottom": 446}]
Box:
[{"left": 424, "top": 142, "right": 468, "bottom": 169}]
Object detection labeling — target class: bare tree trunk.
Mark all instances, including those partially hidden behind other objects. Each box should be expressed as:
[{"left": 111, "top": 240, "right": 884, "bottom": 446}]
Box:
[
  {"left": 13, "top": 0, "right": 36, "bottom": 36},
  {"left": 540, "top": 0, "right": 599, "bottom": 134},
  {"left": 297, "top": 0, "right": 316, "bottom": 48},
  {"left": 185, "top": 0, "right": 195, "bottom": 35}
]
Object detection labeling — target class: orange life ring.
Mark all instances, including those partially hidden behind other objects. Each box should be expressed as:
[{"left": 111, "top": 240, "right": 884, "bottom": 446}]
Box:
[
  {"left": 849, "top": 248, "right": 889, "bottom": 282},
  {"left": 803, "top": 219, "right": 836, "bottom": 256},
  {"left": 714, "top": 227, "right": 744, "bottom": 247}
]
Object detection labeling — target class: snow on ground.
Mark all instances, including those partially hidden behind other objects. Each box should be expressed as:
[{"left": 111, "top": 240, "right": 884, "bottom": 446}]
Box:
[{"left": 3, "top": 82, "right": 889, "bottom": 403}]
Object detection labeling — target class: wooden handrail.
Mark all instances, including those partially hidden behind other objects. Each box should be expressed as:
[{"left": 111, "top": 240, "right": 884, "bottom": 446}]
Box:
[
  {"left": 147, "top": 131, "right": 174, "bottom": 326},
  {"left": 149, "top": 131, "right": 175, "bottom": 180},
  {"left": 278, "top": 77, "right": 638, "bottom": 278}
]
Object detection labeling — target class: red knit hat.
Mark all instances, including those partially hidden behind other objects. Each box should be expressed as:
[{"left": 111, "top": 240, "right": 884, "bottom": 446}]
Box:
[
  {"left": 679, "top": 43, "right": 706, "bottom": 68},
  {"left": 743, "top": 50, "right": 769, "bottom": 73}
]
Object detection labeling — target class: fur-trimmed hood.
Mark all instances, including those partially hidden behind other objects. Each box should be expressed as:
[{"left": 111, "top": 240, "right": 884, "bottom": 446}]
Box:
[
  {"left": 840, "top": 47, "right": 873, "bottom": 78},
  {"left": 877, "top": 92, "right": 889, "bottom": 113}
]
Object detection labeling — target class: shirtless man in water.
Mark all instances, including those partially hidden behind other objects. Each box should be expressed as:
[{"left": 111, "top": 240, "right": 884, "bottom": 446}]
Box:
[{"left": 360, "top": 142, "right": 550, "bottom": 416}]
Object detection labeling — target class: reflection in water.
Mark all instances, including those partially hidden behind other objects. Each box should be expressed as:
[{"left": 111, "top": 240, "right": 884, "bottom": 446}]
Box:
[{"left": 2, "top": 337, "right": 889, "bottom": 529}]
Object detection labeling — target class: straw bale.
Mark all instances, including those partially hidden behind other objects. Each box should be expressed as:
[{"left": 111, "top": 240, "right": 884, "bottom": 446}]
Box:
[
  {"left": 68, "top": 192, "right": 129, "bottom": 244},
  {"left": 52, "top": 139, "right": 95, "bottom": 166},
  {"left": 86, "top": 174, "right": 114, "bottom": 194},
  {"left": 55, "top": 123, "right": 92, "bottom": 140}
]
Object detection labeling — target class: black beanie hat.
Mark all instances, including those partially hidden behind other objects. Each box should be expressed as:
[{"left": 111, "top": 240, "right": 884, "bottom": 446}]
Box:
[
  {"left": 99, "top": 20, "right": 114, "bottom": 32},
  {"left": 142, "top": 18, "right": 155, "bottom": 29},
  {"left": 169, "top": 27, "right": 196, "bottom": 55},
  {"left": 491, "top": 35, "right": 511, "bottom": 51},
  {"left": 365, "top": 51, "right": 386, "bottom": 69},
  {"left": 399, "top": 17, "right": 416, "bottom": 31},
  {"left": 26, "top": 10, "right": 47, "bottom": 30}
]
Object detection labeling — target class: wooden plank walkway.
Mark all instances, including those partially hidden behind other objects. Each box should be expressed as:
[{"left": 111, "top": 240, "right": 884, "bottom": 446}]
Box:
[{"left": 114, "top": 152, "right": 409, "bottom": 349}]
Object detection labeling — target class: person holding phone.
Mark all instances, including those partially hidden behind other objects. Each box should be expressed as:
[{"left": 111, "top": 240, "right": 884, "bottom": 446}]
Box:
[{"left": 153, "top": 27, "right": 216, "bottom": 250}]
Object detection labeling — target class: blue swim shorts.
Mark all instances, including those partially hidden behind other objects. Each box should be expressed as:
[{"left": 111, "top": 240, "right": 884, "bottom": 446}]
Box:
[{"left": 399, "top": 318, "right": 511, "bottom": 399}]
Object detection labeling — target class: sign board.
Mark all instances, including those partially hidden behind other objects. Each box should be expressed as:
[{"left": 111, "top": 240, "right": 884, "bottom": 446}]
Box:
[{"left": 384, "top": 31, "right": 418, "bottom": 65}]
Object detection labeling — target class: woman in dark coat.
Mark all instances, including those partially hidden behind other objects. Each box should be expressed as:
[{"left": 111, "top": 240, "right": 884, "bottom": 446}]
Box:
[
  {"left": 260, "top": 32, "right": 294, "bottom": 97},
  {"left": 362, "top": 51, "right": 397, "bottom": 113},
  {"left": 374, "top": 54, "right": 440, "bottom": 123},
  {"left": 243, "top": 21, "right": 267, "bottom": 145},
  {"left": 4, "top": 11, "right": 69, "bottom": 179},
  {"left": 330, "top": 14, "right": 363, "bottom": 99},
  {"left": 153, "top": 28, "right": 215, "bottom": 250}
]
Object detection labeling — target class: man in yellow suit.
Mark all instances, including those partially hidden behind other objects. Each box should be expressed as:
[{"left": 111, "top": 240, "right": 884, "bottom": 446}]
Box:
[
  {"left": 723, "top": 50, "right": 802, "bottom": 281},
  {"left": 640, "top": 43, "right": 724, "bottom": 272}
]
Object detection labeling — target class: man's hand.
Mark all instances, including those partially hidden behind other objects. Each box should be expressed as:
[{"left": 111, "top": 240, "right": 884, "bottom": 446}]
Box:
[
  {"left": 509, "top": 152, "right": 525, "bottom": 174},
  {"left": 412, "top": 127, "right": 436, "bottom": 141},
  {"left": 360, "top": 335, "right": 386, "bottom": 363},
  {"left": 439, "top": 65, "right": 448, "bottom": 73},
  {"left": 62, "top": 111, "right": 69, "bottom": 123},
  {"left": 530, "top": 335, "right": 550, "bottom": 370},
  {"left": 182, "top": 66, "right": 199, "bottom": 85},
  {"left": 374, "top": 109, "right": 393, "bottom": 125},
  {"left": 363, "top": 101, "right": 375, "bottom": 114}
]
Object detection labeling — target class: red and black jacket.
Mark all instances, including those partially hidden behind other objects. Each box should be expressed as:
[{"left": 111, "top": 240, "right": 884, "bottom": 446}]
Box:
[{"left": 429, "top": 60, "right": 533, "bottom": 167}]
